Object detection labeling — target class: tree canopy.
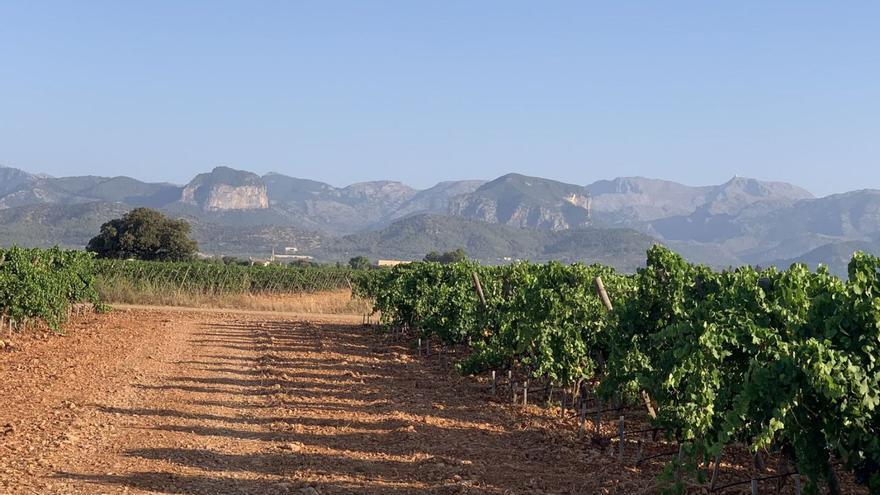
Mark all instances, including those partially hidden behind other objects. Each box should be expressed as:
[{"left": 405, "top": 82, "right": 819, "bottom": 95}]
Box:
[
  {"left": 86, "top": 208, "right": 198, "bottom": 261},
  {"left": 348, "top": 256, "right": 372, "bottom": 270},
  {"left": 424, "top": 248, "right": 467, "bottom": 264}
]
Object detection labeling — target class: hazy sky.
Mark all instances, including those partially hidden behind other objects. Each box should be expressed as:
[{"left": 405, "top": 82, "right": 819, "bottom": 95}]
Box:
[{"left": 1, "top": 2, "right": 877, "bottom": 195}]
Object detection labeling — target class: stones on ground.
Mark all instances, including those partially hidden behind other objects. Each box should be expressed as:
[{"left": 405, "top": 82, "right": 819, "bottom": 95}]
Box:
[
  {"left": 299, "top": 487, "right": 320, "bottom": 495},
  {"left": 278, "top": 442, "right": 303, "bottom": 452},
  {"left": 60, "top": 432, "right": 78, "bottom": 444}
]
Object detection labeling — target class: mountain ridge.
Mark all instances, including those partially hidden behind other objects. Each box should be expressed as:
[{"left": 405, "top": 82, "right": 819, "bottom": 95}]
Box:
[{"left": 1, "top": 164, "right": 878, "bottom": 273}]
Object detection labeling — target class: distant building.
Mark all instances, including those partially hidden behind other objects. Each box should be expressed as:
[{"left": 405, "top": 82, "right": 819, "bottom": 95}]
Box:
[
  {"left": 376, "top": 259, "right": 410, "bottom": 267},
  {"left": 269, "top": 248, "right": 314, "bottom": 263}
]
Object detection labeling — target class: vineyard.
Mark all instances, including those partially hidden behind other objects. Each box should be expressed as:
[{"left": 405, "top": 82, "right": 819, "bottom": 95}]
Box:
[
  {"left": 0, "top": 247, "right": 100, "bottom": 331},
  {"left": 94, "top": 259, "right": 355, "bottom": 298},
  {"left": 355, "top": 245, "right": 880, "bottom": 494},
  {"left": 1, "top": 252, "right": 358, "bottom": 330},
  {"left": 3, "top": 245, "right": 878, "bottom": 492}
]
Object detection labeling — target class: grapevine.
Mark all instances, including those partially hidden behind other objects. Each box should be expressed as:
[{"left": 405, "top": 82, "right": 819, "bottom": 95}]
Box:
[
  {"left": 94, "top": 259, "right": 355, "bottom": 296},
  {"left": 0, "top": 246, "right": 100, "bottom": 331},
  {"left": 356, "top": 246, "right": 880, "bottom": 493}
]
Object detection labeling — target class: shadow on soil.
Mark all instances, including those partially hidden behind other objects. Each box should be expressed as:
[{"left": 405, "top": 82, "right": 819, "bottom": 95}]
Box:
[{"left": 57, "top": 320, "right": 609, "bottom": 494}]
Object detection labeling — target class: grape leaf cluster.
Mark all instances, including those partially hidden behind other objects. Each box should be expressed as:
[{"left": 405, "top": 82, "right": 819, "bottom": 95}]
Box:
[{"left": 0, "top": 246, "right": 100, "bottom": 331}]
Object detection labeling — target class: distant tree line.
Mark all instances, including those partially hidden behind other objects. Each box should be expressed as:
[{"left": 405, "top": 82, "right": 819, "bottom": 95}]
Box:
[
  {"left": 424, "top": 248, "right": 467, "bottom": 264},
  {"left": 87, "top": 208, "right": 469, "bottom": 268}
]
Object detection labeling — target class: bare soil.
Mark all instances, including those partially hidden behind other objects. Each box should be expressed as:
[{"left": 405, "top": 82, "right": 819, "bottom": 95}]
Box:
[{"left": 0, "top": 307, "right": 861, "bottom": 494}]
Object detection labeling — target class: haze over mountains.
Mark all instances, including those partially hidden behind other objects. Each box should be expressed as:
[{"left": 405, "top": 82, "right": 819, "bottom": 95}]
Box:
[{"left": 1, "top": 164, "right": 878, "bottom": 274}]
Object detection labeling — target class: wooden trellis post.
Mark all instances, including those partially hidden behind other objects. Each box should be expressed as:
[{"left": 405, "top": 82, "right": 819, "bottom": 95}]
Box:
[
  {"left": 471, "top": 272, "right": 487, "bottom": 307},
  {"left": 593, "top": 276, "right": 657, "bottom": 420},
  {"left": 593, "top": 277, "right": 613, "bottom": 313}
]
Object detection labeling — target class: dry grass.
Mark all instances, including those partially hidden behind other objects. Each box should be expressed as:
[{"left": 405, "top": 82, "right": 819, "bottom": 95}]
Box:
[
  {"left": 97, "top": 281, "right": 373, "bottom": 315},
  {"left": 219, "top": 290, "right": 374, "bottom": 314}
]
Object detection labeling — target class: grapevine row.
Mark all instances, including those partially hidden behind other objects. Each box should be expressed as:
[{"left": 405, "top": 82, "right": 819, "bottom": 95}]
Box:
[
  {"left": 354, "top": 245, "right": 880, "bottom": 493},
  {"left": 95, "top": 260, "right": 355, "bottom": 296},
  {"left": 0, "top": 246, "right": 100, "bottom": 331}
]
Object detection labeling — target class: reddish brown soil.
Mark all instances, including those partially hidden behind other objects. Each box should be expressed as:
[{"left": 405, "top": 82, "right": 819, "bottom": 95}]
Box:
[{"left": 0, "top": 308, "right": 861, "bottom": 494}]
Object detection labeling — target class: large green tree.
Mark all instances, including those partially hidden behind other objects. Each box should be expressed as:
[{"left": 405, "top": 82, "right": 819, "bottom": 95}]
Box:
[
  {"left": 87, "top": 208, "right": 198, "bottom": 261},
  {"left": 424, "top": 248, "right": 467, "bottom": 264},
  {"left": 348, "top": 256, "right": 372, "bottom": 270}
]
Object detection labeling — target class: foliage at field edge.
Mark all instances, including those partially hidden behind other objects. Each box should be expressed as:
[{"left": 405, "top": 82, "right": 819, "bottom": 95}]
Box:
[
  {"left": 95, "top": 259, "right": 356, "bottom": 296},
  {"left": 354, "top": 246, "right": 880, "bottom": 494},
  {"left": 0, "top": 246, "right": 100, "bottom": 330}
]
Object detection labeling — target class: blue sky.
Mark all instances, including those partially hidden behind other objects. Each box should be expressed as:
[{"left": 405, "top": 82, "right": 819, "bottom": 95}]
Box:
[{"left": 1, "top": 2, "right": 877, "bottom": 195}]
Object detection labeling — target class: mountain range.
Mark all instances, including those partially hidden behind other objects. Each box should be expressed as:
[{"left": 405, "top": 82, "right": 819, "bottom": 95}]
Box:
[{"left": 1, "top": 164, "right": 878, "bottom": 274}]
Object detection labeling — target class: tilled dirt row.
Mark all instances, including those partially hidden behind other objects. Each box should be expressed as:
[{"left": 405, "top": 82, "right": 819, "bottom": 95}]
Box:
[{"left": 1, "top": 308, "right": 820, "bottom": 494}]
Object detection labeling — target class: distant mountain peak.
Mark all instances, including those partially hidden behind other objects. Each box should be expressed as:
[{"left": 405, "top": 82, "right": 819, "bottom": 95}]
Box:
[
  {"left": 181, "top": 166, "right": 268, "bottom": 211},
  {"left": 451, "top": 174, "right": 592, "bottom": 231},
  {"left": 701, "top": 176, "right": 814, "bottom": 216},
  {"left": 484, "top": 172, "right": 571, "bottom": 187},
  {"left": 586, "top": 177, "right": 689, "bottom": 195},
  {"left": 494, "top": 172, "right": 529, "bottom": 181},
  {"left": 719, "top": 175, "right": 813, "bottom": 195}
]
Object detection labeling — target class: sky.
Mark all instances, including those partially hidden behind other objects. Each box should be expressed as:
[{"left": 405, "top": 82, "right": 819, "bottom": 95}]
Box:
[{"left": 0, "top": 2, "right": 878, "bottom": 196}]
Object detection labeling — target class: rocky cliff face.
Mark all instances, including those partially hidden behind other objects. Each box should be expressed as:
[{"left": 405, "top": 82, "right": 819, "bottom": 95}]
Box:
[
  {"left": 206, "top": 184, "right": 269, "bottom": 211},
  {"left": 182, "top": 183, "right": 269, "bottom": 211},
  {"left": 181, "top": 167, "right": 269, "bottom": 211}
]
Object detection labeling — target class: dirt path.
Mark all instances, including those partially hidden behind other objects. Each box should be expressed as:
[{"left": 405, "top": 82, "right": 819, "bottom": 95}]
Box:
[
  {"left": 0, "top": 307, "right": 745, "bottom": 494},
  {"left": 108, "top": 304, "right": 364, "bottom": 324}
]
